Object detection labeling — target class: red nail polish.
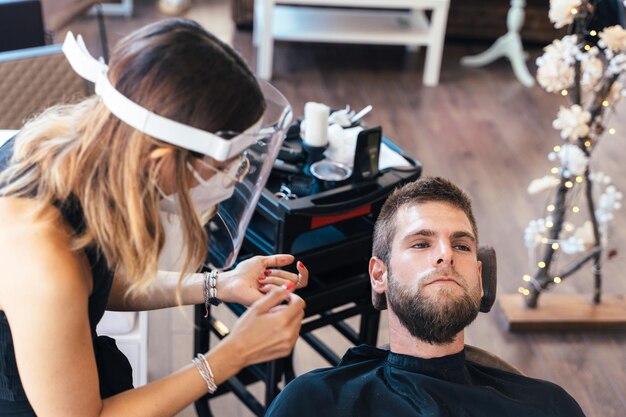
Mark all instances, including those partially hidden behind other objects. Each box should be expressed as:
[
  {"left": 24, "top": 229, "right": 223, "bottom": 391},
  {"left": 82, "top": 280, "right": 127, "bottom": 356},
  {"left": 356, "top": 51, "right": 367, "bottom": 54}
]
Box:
[
  {"left": 282, "top": 282, "right": 295, "bottom": 291},
  {"left": 258, "top": 276, "right": 266, "bottom": 282},
  {"left": 297, "top": 261, "right": 304, "bottom": 268},
  {"left": 264, "top": 269, "right": 272, "bottom": 275},
  {"left": 259, "top": 284, "right": 265, "bottom": 290}
]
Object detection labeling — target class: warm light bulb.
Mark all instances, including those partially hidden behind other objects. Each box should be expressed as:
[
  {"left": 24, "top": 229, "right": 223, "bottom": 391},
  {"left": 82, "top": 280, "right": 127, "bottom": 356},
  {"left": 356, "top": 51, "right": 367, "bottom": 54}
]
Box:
[
  {"left": 551, "top": 167, "right": 559, "bottom": 174},
  {"left": 541, "top": 237, "right": 549, "bottom": 244},
  {"left": 553, "top": 145, "right": 561, "bottom": 152},
  {"left": 565, "top": 181, "right": 574, "bottom": 188},
  {"left": 552, "top": 242, "right": 560, "bottom": 250},
  {"left": 576, "top": 176, "right": 583, "bottom": 183},
  {"left": 572, "top": 206, "right": 580, "bottom": 213},
  {"left": 523, "top": 275, "right": 531, "bottom": 282},
  {"left": 546, "top": 221, "right": 554, "bottom": 228},
  {"left": 590, "top": 30, "right": 597, "bottom": 36},
  {"left": 561, "top": 90, "right": 568, "bottom": 96},
  {"left": 584, "top": 141, "right": 591, "bottom": 148},
  {"left": 554, "top": 276, "right": 562, "bottom": 284},
  {"left": 584, "top": 45, "right": 592, "bottom": 51},
  {"left": 609, "top": 128, "right": 616, "bottom": 135},
  {"left": 602, "top": 100, "right": 609, "bottom": 107},
  {"left": 538, "top": 261, "right": 546, "bottom": 268},
  {"left": 547, "top": 204, "right": 555, "bottom": 212},
  {"left": 571, "top": 8, "right": 578, "bottom": 14}
]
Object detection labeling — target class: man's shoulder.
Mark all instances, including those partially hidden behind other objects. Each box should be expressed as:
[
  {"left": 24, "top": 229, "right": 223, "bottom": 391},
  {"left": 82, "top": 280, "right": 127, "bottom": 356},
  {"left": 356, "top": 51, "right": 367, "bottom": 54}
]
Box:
[
  {"left": 288, "top": 344, "right": 388, "bottom": 389},
  {"left": 467, "top": 361, "right": 586, "bottom": 416},
  {"left": 265, "top": 345, "right": 388, "bottom": 416}
]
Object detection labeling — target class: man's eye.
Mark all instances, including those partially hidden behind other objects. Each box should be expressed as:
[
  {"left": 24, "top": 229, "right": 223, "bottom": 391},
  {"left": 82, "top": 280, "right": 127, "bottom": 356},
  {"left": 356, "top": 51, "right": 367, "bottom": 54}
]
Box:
[
  {"left": 412, "top": 243, "right": 429, "bottom": 249},
  {"left": 454, "top": 244, "right": 471, "bottom": 252}
]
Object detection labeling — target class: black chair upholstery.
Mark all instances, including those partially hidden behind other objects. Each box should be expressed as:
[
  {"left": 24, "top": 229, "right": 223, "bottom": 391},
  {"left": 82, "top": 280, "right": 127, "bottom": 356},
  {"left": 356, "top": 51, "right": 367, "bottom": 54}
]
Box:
[{"left": 0, "top": 0, "right": 46, "bottom": 52}]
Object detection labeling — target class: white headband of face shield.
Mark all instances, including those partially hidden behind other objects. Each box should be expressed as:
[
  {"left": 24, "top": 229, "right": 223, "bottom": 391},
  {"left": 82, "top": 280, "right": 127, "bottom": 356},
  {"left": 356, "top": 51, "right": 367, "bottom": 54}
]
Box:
[{"left": 61, "top": 32, "right": 262, "bottom": 161}]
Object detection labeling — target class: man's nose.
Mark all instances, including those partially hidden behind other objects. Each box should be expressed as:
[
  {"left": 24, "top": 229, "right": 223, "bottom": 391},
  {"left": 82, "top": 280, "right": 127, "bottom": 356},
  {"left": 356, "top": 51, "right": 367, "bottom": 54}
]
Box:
[{"left": 433, "top": 241, "right": 454, "bottom": 267}]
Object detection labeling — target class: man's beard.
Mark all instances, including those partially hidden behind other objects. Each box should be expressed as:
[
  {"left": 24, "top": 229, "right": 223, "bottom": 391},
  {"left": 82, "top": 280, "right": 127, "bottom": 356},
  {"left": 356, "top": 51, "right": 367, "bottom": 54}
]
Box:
[{"left": 387, "top": 267, "right": 481, "bottom": 345}]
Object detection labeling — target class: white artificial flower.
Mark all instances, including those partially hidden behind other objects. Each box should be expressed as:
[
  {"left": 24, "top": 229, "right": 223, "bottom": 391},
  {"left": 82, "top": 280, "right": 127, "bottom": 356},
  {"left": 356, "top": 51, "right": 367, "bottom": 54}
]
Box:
[
  {"left": 574, "top": 221, "right": 596, "bottom": 247},
  {"left": 558, "top": 144, "right": 589, "bottom": 176},
  {"left": 606, "top": 53, "right": 626, "bottom": 76},
  {"left": 560, "top": 236, "right": 585, "bottom": 254},
  {"left": 606, "top": 80, "right": 624, "bottom": 105},
  {"left": 549, "top": 0, "right": 582, "bottom": 29},
  {"left": 536, "top": 35, "right": 579, "bottom": 93},
  {"left": 552, "top": 105, "right": 591, "bottom": 141},
  {"left": 525, "top": 219, "right": 548, "bottom": 248},
  {"left": 528, "top": 175, "right": 561, "bottom": 194},
  {"left": 598, "top": 25, "right": 626, "bottom": 52},
  {"left": 579, "top": 47, "right": 604, "bottom": 90}
]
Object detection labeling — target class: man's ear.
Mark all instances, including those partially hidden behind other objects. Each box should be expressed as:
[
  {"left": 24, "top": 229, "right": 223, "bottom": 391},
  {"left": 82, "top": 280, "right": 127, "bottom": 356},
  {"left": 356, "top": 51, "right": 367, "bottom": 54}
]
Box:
[{"left": 369, "top": 257, "right": 388, "bottom": 295}]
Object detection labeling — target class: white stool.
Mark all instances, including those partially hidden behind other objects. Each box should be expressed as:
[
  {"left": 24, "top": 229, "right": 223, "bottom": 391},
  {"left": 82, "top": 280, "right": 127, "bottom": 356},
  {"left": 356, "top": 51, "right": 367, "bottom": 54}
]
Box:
[
  {"left": 97, "top": 311, "right": 148, "bottom": 387},
  {"left": 253, "top": 0, "right": 450, "bottom": 86}
]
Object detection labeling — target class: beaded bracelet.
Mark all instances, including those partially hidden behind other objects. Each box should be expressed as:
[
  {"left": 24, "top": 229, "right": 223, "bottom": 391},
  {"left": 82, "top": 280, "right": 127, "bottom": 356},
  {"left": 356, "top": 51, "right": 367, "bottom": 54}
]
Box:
[
  {"left": 192, "top": 353, "right": 218, "bottom": 393},
  {"left": 203, "top": 270, "right": 222, "bottom": 318}
]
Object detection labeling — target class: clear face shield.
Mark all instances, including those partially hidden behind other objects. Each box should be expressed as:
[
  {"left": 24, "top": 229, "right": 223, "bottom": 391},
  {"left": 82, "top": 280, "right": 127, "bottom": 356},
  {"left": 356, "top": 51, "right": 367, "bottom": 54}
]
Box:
[
  {"left": 62, "top": 32, "right": 293, "bottom": 271},
  {"left": 203, "top": 82, "right": 292, "bottom": 270}
]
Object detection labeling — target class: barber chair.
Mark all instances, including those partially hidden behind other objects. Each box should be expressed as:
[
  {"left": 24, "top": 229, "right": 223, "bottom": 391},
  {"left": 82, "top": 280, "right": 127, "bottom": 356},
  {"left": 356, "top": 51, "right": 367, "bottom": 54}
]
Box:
[
  {"left": 374, "top": 245, "right": 523, "bottom": 376},
  {"left": 194, "top": 137, "right": 422, "bottom": 416},
  {"left": 0, "top": 44, "right": 88, "bottom": 129}
]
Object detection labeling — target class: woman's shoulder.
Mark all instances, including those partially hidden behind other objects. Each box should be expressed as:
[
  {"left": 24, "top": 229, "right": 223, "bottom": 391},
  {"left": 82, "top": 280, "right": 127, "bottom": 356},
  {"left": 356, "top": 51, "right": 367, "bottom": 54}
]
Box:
[
  {"left": 0, "top": 197, "right": 91, "bottom": 309},
  {"left": 0, "top": 196, "right": 66, "bottom": 240}
]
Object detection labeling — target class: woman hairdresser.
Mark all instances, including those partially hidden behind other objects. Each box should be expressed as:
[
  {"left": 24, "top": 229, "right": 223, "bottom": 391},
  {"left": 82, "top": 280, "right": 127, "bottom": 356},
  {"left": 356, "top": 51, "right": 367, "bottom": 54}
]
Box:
[{"left": 0, "top": 18, "right": 308, "bottom": 416}]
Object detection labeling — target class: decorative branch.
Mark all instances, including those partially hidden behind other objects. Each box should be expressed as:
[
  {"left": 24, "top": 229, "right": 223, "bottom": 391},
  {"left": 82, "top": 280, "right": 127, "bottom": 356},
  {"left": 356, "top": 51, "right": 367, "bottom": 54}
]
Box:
[{"left": 521, "top": 0, "right": 624, "bottom": 308}]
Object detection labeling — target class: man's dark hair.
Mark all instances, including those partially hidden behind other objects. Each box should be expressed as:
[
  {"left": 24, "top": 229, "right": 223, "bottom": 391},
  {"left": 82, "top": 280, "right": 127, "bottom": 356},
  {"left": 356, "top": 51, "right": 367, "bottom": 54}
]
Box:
[{"left": 372, "top": 177, "right": 478, "bottom": 265}]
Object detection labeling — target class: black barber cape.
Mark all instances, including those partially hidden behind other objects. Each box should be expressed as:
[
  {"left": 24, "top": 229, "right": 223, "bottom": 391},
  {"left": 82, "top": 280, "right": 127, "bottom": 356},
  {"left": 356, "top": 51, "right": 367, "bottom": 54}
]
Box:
[{"left": 265, "top": 345, "right": 586, "bottom": 417}]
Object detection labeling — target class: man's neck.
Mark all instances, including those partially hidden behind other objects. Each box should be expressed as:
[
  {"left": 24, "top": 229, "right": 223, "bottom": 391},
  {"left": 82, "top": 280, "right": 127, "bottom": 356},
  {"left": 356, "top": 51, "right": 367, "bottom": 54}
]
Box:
[{"left": 387, "top": 311, "right": 465, "bottom": 359}]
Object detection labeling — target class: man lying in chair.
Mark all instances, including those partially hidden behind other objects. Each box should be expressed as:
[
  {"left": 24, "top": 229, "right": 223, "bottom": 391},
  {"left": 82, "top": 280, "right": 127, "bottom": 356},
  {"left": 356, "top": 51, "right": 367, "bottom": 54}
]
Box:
[{"left": 266, "top": 176, "right": 585, "bottom": 417}]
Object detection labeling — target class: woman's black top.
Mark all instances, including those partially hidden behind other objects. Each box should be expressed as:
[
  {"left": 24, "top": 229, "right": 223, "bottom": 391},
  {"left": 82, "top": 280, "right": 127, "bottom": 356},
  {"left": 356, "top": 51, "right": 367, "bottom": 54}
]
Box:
[{"left": 0, "top": 137, "right": 133, "bottom": 416}]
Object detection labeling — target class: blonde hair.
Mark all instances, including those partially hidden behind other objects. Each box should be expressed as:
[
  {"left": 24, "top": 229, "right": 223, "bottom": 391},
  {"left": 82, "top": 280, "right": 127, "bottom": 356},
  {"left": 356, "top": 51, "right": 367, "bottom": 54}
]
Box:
[
  {"left": 0, "top": 98, "right": 205, "bottom": 295},
  {"left": 0, "top": 19, "right": 265, "bottom": 296}
]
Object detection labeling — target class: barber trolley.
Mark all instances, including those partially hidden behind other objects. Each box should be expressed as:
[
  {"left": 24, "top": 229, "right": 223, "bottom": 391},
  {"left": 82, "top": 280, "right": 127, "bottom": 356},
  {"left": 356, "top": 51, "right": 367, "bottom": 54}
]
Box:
[{"left": 194, "top": 128, "right": 421, "bottom": 416}]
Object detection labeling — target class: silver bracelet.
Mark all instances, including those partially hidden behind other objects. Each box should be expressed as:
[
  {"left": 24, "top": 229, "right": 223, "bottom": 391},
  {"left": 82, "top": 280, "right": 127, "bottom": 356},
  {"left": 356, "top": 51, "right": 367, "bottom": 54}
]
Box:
[
  {"left": 192, "top": 353, "right": 218, "bottom": 394},
  {"left": 203, "top": 270, "right": 222, "bottom": 318}
]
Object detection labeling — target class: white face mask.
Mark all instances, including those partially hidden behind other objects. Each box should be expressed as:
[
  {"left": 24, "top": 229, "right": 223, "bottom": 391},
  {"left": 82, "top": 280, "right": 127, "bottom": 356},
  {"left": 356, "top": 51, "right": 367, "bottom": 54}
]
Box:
[
  {"left": 156, "top": 157, "right": 248, "bottom": 271},
  {"left": 157, "top": 156, "right": 248, "bottom": 216}
]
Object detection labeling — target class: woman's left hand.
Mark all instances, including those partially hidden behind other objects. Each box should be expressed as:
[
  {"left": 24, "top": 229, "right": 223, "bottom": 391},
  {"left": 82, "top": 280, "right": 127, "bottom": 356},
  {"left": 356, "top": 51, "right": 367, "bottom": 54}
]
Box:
[{"left": 218, "top": 254, "right": 308, "bottom": 306}]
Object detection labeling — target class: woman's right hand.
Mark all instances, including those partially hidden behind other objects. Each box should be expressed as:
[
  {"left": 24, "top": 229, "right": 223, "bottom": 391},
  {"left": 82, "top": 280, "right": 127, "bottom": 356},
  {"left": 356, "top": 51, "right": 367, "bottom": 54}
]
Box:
[{"left": 222, "top": 286, "right": 305, "bottom": 368}]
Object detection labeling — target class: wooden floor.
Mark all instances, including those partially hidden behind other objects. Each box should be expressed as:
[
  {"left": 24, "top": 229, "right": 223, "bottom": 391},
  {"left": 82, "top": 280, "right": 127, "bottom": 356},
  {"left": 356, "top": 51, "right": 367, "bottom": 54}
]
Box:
[{"left": 66, "top": 1, "right": 626, "bottom": 416}]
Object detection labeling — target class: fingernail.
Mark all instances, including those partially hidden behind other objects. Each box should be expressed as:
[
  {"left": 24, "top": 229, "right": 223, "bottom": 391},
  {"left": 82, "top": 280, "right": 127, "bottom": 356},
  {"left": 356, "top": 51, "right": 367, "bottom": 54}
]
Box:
[
  {"left": 264, "top": 269, "right": 272, "bottom": 275},
  {"left": 258, "top": 276, "right": 266, "bottom": 282},
  {"left": 297, "top": 261, "right": 305, "bottom": 268},
  {"left": 259, "top": 284, "right": 266, "bottom": 290},
  {"left": 282, "top": 282, "right": 295, "bottom": 291}
]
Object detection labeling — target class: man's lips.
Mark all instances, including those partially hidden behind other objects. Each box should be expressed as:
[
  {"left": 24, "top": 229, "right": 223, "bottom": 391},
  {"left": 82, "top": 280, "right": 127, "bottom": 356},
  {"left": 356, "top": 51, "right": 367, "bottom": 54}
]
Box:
[{"left": 425, "top": 276, "right": 462, "bottom": 287}]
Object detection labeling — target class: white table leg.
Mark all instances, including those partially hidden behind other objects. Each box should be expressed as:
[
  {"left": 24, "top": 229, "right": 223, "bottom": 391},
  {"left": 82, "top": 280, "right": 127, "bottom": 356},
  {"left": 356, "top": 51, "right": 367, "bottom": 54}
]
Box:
[
  {"left": 253, "top": 0, "right": 261, "bottom": 47},
  {"left": 460, "top": 0, "right": 535, "bottom": 87},
  {"left": 256, "top": 0, "right": 275, "bottom": 80},
  {"left": 423, "top": 3, "right": 449, "bottom": 86}
]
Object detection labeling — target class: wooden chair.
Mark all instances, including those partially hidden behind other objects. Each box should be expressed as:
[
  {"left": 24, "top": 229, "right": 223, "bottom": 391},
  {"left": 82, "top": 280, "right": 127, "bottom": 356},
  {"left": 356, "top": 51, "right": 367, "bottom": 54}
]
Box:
[{"left": 0, "top": 44, "right": 88, "bottom": 129}]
